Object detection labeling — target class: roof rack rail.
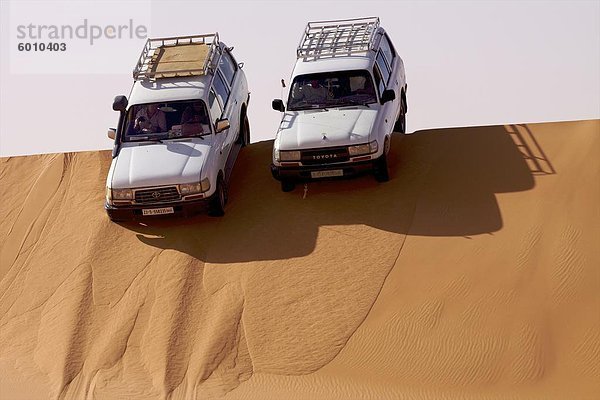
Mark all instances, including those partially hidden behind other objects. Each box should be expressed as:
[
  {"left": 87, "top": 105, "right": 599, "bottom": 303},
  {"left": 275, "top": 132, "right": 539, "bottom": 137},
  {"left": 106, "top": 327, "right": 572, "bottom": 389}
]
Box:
[
  {"left": 297, "top": 17, "right": 380, "bottom": 59},
  {"left": 133, "top": 33, "right": 220, "bottom": 80}
]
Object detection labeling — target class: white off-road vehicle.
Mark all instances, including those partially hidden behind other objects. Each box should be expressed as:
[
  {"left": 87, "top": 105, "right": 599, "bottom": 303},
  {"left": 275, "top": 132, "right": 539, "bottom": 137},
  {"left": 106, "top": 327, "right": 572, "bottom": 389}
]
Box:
[
  {"left": 105, "top": 34, "right": 250, "bottom": 220},
  {"left": 271, "top": 17, "right": 407, "bottom": 191}
]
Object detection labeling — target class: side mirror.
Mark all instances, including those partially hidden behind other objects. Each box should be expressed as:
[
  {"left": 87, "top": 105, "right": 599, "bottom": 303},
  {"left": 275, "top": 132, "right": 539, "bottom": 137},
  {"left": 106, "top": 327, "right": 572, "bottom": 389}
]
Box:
[
  {"left": 215, "top": 118, "right": 230, "bottom": 133},
  {"left": 107, "top": 128, "right": 116, "bottom": 140},
  {"left": 381, "top": 89, "right": 395, "bottom": 104},
  {"left": 113, "top": 95, "right": 128, "bottom": 112},
  {"left": 272, "top": 99, "right": 285, "bottom": 112}
]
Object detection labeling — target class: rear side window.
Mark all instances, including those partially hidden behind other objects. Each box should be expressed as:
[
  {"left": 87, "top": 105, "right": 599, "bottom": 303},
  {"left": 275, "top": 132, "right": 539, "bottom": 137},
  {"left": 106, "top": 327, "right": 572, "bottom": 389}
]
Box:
[
  {"left": 212, "top": 72, "right": 230, "bottom": 108},
  {"left": 376, "top": 51, "right": 390, "bottom": 86},
  {"left": 379, "top": 34, "right": 396, "bottom": 69},
  {"left": 218, "top": 51, "right": 237, "bottom": 87}
]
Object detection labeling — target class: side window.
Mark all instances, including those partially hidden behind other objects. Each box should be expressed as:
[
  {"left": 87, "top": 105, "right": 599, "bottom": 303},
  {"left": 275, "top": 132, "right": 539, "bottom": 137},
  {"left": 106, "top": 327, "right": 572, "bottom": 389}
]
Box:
[
  {"left": 373, "top": 65, "right": 385, "bottom": 97},
  {"left": 208, "top": 90, "right": 223, "bottom": 125},
  {"left": 379, "top": 34, "right": 396, "bottom": 69},
  {"left": 376, "top": 51, "right": 391, "bottom": 86},
  {"left": 212, "top": 71, "right": 230, "bottom": 108},
  {"left": 218, "top": 51, "right": 237, "bottom": 87}
]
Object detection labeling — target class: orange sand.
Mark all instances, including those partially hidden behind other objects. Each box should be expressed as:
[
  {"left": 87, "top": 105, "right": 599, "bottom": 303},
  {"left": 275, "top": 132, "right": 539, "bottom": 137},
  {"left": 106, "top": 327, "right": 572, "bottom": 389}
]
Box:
[{"left": 0, "top": 120, "right": 598, "bottom": 399}]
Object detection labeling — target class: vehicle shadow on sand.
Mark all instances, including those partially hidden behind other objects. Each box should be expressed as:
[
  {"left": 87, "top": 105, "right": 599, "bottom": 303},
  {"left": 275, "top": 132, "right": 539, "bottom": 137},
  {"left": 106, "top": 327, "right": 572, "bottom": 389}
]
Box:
[{"left": 125, "top": 124, "right": 538, "bottom": 263}]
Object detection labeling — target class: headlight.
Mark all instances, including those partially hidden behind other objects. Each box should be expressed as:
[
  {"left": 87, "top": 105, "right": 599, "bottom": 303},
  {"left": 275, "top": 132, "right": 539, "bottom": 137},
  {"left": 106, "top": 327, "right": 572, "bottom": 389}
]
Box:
[
  {"left": 180, "top": 178, "right": 210, "bottom": 195},
  {"left": 348, "top": 140, "right": 378, "bottom": 156},
  {"left": 279, "top": 150, "right": 301, "bottom": 161},
  {"left": 112, "top": 188, "right": 133, "bottom": 200},
  {"left": 200, "top": 178, "right": 210, "bottom": 192}
]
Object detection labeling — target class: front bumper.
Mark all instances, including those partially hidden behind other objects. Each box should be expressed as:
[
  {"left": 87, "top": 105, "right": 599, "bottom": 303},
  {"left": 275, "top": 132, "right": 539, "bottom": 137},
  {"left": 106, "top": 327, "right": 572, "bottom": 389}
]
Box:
[
  {"left": 270, "top": 159, "right": 378, "bottom": 182},
  {"left": 105, "top": 197, "right": 210, "bottom": 221}
]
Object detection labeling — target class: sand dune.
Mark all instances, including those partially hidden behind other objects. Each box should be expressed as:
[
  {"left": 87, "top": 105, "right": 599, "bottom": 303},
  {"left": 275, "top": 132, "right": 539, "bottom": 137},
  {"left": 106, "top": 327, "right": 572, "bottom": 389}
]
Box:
[{"left": 0, "top": 120, "right": 598, "bottom": 399}]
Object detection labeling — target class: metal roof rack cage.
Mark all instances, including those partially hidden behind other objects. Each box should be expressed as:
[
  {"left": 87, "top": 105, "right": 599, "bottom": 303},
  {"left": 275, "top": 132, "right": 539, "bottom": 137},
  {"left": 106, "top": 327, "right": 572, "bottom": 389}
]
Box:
[
  {"left": 133, "top": 33, "right": 220, "bottom": 80},
  {"left": 297, "top": 17, "right": 380, "bottom": 60}
]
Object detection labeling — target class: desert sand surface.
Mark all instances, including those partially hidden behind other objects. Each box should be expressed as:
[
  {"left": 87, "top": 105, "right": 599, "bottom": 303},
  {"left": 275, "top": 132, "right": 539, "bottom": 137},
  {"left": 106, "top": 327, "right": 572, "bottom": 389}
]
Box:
[{"left": 0, "top": 120, "right": 598, "bottom": 400}]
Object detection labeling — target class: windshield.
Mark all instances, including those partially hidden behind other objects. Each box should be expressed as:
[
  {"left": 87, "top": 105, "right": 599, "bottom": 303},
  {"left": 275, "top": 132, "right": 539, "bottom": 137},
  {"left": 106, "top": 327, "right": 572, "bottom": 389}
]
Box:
[
  {"left": 287, "top": 70, "right": 377, "bottom": 111},
  {"left": 123, "top": 100, "right": 210, "bottom": 142}
]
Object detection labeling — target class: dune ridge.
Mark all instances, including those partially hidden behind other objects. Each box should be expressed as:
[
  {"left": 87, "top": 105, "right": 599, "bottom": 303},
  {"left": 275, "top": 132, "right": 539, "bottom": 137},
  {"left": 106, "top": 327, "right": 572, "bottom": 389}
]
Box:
[{"left": 0, "top": 120, "right": 598, "bottom": 399}]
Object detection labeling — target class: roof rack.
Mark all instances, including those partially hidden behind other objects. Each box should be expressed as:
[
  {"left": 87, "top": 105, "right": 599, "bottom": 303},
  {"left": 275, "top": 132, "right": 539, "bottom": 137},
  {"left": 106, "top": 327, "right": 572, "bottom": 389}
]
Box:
[
  {"left": 133, "top": 33, "right": 220, "bottom": 80},
  {"left": 297, "top": 17, "right": 380, "bottom": 59}
]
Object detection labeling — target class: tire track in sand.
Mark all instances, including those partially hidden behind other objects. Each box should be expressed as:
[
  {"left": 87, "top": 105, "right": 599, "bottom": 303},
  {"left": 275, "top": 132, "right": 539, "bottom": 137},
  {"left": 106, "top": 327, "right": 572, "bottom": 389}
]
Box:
[
  {"left": 0, "top": 154, "right": 74, "bottom": 321},
  {"left": 136, "top": 252, "right": 253, "bottom": 399},
  {"left": 0, "top": 154, "right": 70, "bottom": 284}
]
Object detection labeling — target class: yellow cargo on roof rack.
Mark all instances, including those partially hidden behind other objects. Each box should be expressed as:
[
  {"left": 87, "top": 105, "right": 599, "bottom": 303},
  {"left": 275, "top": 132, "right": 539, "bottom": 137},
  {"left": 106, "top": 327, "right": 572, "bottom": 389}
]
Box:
[{"left": 133, "top": 33, "right": 220, "bottom": 80}]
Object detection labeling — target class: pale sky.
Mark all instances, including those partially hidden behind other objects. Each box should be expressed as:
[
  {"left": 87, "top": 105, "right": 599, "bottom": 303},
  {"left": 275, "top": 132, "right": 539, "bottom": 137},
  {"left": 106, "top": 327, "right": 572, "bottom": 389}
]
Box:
[{"left": 1, "top": 0, "right": 599, "bottom": 157}]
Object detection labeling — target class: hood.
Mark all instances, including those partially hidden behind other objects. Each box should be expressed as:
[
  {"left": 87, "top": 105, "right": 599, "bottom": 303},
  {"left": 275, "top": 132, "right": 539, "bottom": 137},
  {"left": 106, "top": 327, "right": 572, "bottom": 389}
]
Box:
[
  {"left": 111, "top": 138, "right": 210, "bottom": 188},
  {"left": 277, "top": 108, "right": 378, "bottom": 150}
]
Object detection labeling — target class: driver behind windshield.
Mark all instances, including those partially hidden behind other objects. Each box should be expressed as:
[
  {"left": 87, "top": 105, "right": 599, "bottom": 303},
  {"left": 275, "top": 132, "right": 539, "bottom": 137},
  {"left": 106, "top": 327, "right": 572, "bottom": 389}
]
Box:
[{"left": 134, "top": 104, "right": 167, "bottom": 133}]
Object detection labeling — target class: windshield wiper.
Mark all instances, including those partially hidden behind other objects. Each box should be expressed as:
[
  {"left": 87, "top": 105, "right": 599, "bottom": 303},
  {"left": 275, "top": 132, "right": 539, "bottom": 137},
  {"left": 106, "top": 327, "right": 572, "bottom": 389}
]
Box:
[
  {"left": 340, "top": 98, "right": 371, "bottom": 108},
  {"left": 175, "top": 134, "right": 204, "bottom": 140},
  {"left": 128, "top": 136, "right": 164, "bottom": 143},
  {"left": 296, "top": 105, "right": 329, "bottom": 111}
]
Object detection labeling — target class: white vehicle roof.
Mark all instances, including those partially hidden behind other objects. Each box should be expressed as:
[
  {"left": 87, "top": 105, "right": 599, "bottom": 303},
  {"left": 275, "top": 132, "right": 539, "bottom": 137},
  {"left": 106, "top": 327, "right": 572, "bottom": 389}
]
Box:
[
  {"left": 129, "top": 76, "right": 209, "bottom": 106},
  {"left": 292, "top": 17, "right": 384, "bottom": 77},
  {"left": 292, "top": 56, "right": 373, "bottom": 76}
]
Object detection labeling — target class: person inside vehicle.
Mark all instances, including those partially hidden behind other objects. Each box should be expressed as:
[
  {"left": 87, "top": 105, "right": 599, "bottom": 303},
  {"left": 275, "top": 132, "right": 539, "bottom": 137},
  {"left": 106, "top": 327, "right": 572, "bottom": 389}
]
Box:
[
  {"left": 134, "top": 104, "right": 167, "bottom": 133},
  {"left": 349, "top": 75, "right": 375, "bottom": 96},
  {"left": 180, "top": 102, "right": 209, "bottom": 135},
  {"left": 295, "top": 79, "right": 330, "bottom": 104}
]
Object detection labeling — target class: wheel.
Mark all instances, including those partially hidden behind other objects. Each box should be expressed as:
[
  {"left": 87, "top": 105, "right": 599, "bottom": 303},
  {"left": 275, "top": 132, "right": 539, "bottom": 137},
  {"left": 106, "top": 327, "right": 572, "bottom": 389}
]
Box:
[
  {"left": 281, "top": 180, "right": 295, "bottom": 192},
  {"left": 374, "top": 154, "right": 390, "bottom": 182},
  {"left": 394, "top": 92, "right": 407, "bottom": 133},
  {"left": 106, "top": 210, "right": 125, "bottom": 222},
  {"left": 237, "top": 112, "right": 250, "bottom": 147},
  {"left": 374, "top": 137, "right": 390, "bottom": 182},
  {"left": 394, "top": 112, "right": 406, "bottom": 133},
  {"left": 209, "top": 175, "right": 226, "bottom": 216}
]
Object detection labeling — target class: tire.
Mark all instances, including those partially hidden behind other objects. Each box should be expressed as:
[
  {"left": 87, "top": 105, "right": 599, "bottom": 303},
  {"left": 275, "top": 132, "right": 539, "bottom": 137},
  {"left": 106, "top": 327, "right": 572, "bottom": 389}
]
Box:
[
  {"left": 374, "top": 137, "right": 390, "bottom": 182},
  {"left": 394, "top": 91, "right": 407, "bottom": 133},
  {"left": 209, "top": 175, "right": 226, "bottom": 216},
  {"left": 394, "top": 112, "right": 406, "bottom": 133},
  {"left": 374, "top": 154, "right": 390, "bottom": 182},
  {"left": 281, "top": 180, "right": 295, "bottom": 192},
  {"left": 106, "top": 211, "right": 125, "bottom": 223},
  {"left": 237, "top": 111, "right": 250, "bottom": 147}
]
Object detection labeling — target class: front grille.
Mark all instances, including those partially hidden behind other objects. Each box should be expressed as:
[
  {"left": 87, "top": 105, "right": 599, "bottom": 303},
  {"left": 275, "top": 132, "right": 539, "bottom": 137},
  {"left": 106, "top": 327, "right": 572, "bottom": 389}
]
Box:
[
  {"left": 301, "top": 146, "right": 349, "bottom": 165},
  {"left": 134, "top": 186, "right": 181, "bottom": 204}
]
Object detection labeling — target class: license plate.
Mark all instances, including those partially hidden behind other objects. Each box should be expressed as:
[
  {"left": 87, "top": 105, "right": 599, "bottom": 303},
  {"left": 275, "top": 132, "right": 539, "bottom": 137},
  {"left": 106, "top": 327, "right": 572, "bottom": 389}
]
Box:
[
  {"left": 311, "top": 169, "right": 343, "bottom": 178},
  {"left": 142, "top": 207, "right": 174, "bottom": 216}
]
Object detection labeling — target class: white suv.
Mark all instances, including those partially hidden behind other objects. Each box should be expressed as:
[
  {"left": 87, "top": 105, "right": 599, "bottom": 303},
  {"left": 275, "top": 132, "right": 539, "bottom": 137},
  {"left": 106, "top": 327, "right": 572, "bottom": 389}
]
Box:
[
  {"left": 271, "top": 17, "right": 407, "bottom": 191},
  {"left": 105, "top": 34, "right": 250, "bottom": 221}
]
